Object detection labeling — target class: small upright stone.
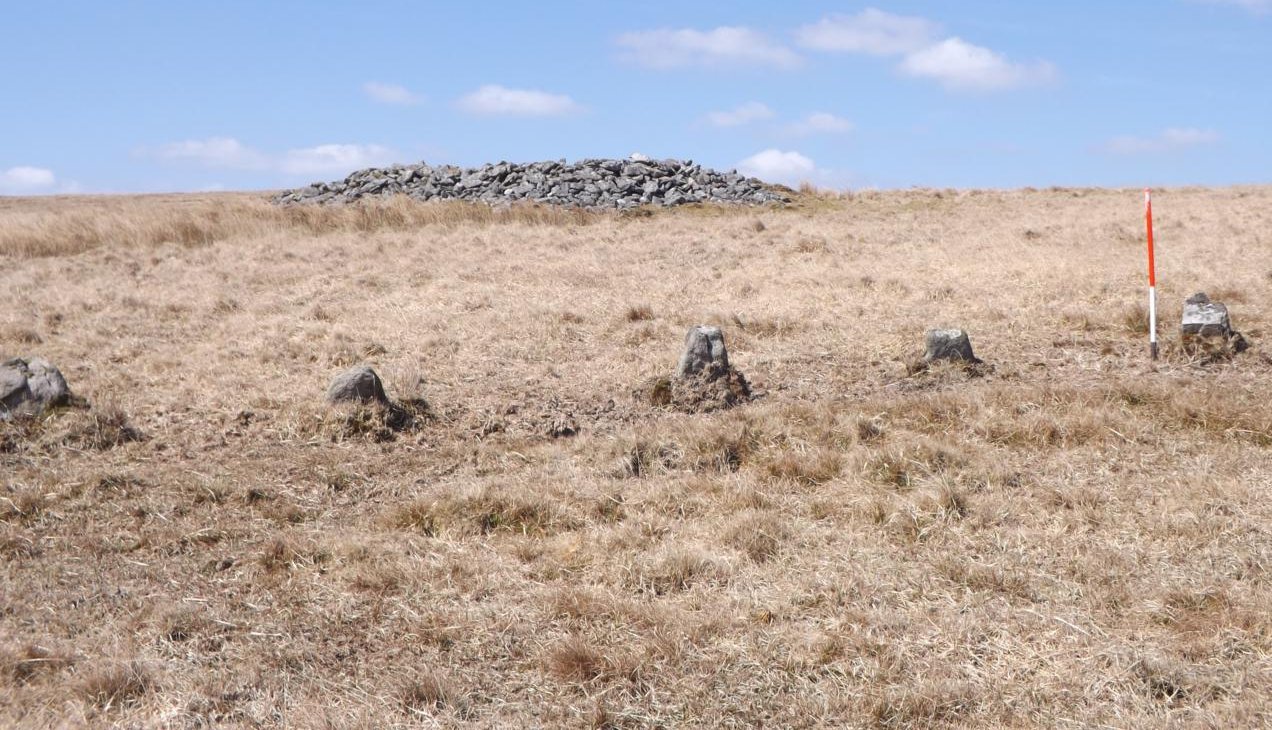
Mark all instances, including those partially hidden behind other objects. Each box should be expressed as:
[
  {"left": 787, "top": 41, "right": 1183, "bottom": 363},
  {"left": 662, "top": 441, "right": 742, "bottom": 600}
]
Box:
[
  {"left": 1181, "top": 292, "right": 1247, "bottom": 354},
  {"left": 675, "top": 325, "right": 730, "bottom": 379},
  {"left": 326, "top": 365, "right": 389, "bottom": 405},
  {"left": 637, "top": 325, "right": 750, "bottom": 411},
  {"left": 924, "top": 329, "right": 978, "bottom": 364},
  {"left": 0, "top": 357, "right": 71, "bottom": 419},
  {"left": 1181, "top": 292, "right": 1231, "bottom": 339}
]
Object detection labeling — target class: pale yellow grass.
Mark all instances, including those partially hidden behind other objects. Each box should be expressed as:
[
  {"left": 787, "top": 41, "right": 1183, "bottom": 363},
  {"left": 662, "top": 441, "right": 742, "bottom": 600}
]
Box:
[{"left": 1, "top": 188, "right": 1271, "bottom": 728}]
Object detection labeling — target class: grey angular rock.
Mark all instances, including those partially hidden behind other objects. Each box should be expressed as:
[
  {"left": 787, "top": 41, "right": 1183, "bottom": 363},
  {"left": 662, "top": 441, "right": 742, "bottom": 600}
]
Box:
[
  {"left": 326, "top": 365, "right": 389, "bottom": 405},
  {"left": 0, "top": 357, "right": 71, "bottom": 418},
  {"left": 640, "top": 325, "right": 751, "bottom": 412},
  {"left": 924, "top": 329, "right": 978, "bottom": 364},
  {"left": 675, "top": 325, "right": 730, "bottom": 379},
  {"left": 1181, "top": 292, "right": 1248, "bottom": 355},
  {"left": 1181, "top": 292, "right": 1231, "bottom": 338}
]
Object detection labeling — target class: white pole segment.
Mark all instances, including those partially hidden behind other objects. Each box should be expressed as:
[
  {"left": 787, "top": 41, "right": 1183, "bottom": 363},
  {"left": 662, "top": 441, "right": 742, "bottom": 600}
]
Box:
[{"left": 1148, "top": 285, "right": 1158, "bottom": 358}]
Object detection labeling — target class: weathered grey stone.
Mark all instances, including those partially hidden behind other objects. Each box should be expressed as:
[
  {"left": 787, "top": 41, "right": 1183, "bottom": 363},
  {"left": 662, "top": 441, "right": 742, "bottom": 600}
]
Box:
[
  {"left": 326, "top": 365, "right": 389, "bottom": 405},
  {"left": 924, "top": 329, "right": 978, "bottom": 364},
  {"left": 1181, "top": 292, "right": 1249, "bottom": 355},
  {"left": 1181, "top": 292, "right": 1231, "bottom": 338},
  {"left": 675, "top": 325, "right": 730, "bottom": 379},
  {"left": 638, "top": 326, "right": 752, "bottom": 412},
  {"left": 0, "top": 357, "right": 71, "bottom": 418}
]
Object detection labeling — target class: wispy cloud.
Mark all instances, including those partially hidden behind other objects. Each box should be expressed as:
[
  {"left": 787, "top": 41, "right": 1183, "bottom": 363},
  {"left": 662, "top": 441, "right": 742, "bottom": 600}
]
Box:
[
  {"left": 795, "top": 9, "right": 938, "bottom": 55},
  {"left": 786, "top": 112, "right": 853, "bottom": 136},
  {"left": 1102, "top": 128, "right": 1221, "bottom": 155},
  {"left": 616, "top": 26, "right": 802, "bottom": 69},
  {"left": 456, "top": 84, "right": 582, "bottom": 116},
  {"left": 155, "top": 137, "right": 270, "bottom": 170},
  {"left": 704, "top": 102, "right": 775, "bottom": 128},
  {"left": 1194, "top": 0, "right": 1272, "bottom": 14},
  {"left": 898, "top": 38, "right": 1057, "bottom": 92},
  {"left": 150, "top": 137, "right": 395, "bottom": 177},
  {"left": 798, "top": 10, "right": 1057, "bottom": 93},
  {"left": 280, "top": 144, "right": 395, "bottom": 175},
  {"left": 737, "top": 149, "right": 816, "bottom": 185},
  {"left": 362, "top": 81, "right": 423, "bottom": 106},
  {"left": 0, "top": 166, "right": 57, "bottom": 194}
]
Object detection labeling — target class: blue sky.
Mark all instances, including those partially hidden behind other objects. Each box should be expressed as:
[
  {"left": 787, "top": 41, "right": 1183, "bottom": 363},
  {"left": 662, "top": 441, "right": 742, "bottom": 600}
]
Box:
[{"left": 1, "top": 1, "right": 1268, "bottom": 194}]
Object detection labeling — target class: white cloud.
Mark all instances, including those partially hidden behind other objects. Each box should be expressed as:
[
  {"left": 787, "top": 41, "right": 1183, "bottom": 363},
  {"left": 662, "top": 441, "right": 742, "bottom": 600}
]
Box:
[
  {"left": 899, "top": 37, "right": 1056, "bottom": 91},
  {"left": 151, "top": 137, "right": 395, "bottom": 177},
  {"left": 704, "top": 102, "right": 775, "bottom": 127},
  {"left": 0, "top": 166, "right": 57, "bottom": 193},
  {"left": 616, "top": 26, "right": 802, "bottom": 69},
  {"left": 796, "top": 11, "right": 1057, "bottom": 94},
  {"left": 456, "top": 84, "right": 582, "bottom": 117},
  {"left": 280, "top": 144, "right": 395, "bottom": 175},
  {"left": 795, "top": 9, "right": 939, "bottom": 55},
  {"left": 155, "top": 137, "right": 270, "bottom": 169},
  {"left": 363, "top": 81, "right": 423, "bottom": 106},
  {"left": 737, "top": 149, "right": 817, "bottom": 185},
  {"left": 787, "top": 112, "right": 854, "bottom": 136},
  {"left": 1103, "top": 128, "right": 1221, "bottom": 155}
]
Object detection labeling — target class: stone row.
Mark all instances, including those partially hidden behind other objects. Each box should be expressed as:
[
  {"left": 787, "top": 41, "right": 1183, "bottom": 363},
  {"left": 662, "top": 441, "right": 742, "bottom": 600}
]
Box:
[{"left": 2, "top": 293, "right": 1249, "bottom": 423}]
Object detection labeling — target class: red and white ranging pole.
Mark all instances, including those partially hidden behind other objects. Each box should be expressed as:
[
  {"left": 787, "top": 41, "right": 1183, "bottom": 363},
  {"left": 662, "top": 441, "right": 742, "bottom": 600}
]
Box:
[{"left": 1145, "top": 189, "right": 1158, "bottom": 361}]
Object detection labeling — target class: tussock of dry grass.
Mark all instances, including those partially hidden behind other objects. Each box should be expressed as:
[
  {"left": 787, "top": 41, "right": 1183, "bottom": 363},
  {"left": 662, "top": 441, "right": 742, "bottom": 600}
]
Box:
[
  {"left": 3, "top": 187, "right": 1272, "bottom": 726},
  {"left": 76, "top": 660, "right": 155, "bottom": 709}
]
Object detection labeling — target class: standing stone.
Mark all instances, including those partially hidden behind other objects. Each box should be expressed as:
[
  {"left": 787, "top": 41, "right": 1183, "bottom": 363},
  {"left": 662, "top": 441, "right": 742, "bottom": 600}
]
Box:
[
  {"left": 675, "top": 325, "right": 730, "bottom": 379},
  {"left": 1181, "top": 292, "right": 1247, "bottom": 354},
  {"left": 0, "top": 357, "right": 71, "bottom": 418},
  {"left": 924, "top": 329, "right": 978, "bottom": 364},
  {"left": 326, "top": 365, "right": 389, "bottom": 405},
  {"left": 1181, "top": 293, "right": 1231, "bottom": 339}
]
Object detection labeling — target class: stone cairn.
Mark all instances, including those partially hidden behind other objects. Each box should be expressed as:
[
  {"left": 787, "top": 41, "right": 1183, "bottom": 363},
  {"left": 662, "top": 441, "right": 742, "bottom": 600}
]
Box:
[
  {"left": 273, "top": 158, "right": 788, "bottom": 209},
  {"left": 638, "top": 325, "right": 752, "bottom": 412},
  {"left": 1181, "top": 292, "right": 1248, "bottom": 356},
  {"left": 1, "top": 357, "right": 71, "bottom": 420}
]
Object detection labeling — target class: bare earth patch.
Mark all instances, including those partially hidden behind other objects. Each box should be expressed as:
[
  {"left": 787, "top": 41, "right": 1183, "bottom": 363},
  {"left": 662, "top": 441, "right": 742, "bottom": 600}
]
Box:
[{"left": 1, "top": 188, "right": 1271, "bottom": 727}]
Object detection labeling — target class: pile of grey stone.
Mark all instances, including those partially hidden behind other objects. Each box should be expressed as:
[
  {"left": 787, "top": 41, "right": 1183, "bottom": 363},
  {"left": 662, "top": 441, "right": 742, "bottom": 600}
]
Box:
[{"left": 273, "top": 158, "right": 788, "bottom": 209}]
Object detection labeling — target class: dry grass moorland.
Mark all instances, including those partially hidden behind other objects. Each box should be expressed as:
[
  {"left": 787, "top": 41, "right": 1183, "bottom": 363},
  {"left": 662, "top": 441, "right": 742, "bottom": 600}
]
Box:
[{"left": 2, "top": 187, "right": 1271, "bottom": 728}]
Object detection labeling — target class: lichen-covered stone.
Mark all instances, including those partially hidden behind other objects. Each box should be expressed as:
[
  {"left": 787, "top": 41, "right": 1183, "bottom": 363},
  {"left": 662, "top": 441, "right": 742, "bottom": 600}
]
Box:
[
  {"left": 1181, "top": 292, "right": 1248, "bottom": 356},
  {"left": 676, "top": 325, "right": 730, "bottom": 379},
  {"left": 638, "top": 326, "right": 752, "bottom": 412},
  {"left": 1181, "top": 292, "right": 1231, "bottom": 339},
  {"left": 924, "top": 329, "right": 978, "bottom": 364}
]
